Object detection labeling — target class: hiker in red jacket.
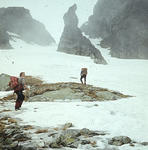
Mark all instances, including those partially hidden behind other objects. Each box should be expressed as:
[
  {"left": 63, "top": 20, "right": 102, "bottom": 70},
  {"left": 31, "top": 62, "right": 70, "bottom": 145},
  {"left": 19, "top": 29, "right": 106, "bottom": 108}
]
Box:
[
  {"left": 14, "top": 72, "right": 28, "bottom": 110},
  {"left": 80, "top": 68, "right": 87, "bottom": 84}
]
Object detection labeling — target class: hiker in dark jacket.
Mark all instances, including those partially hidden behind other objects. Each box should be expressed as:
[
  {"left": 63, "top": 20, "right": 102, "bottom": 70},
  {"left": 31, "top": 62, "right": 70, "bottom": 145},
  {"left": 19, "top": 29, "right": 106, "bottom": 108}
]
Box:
[
  {"left": 80, "top": 68, "right": 87, "bottom": 84},
  {"left": 15, "top": 72, "right": 28, "bottom": 110}
]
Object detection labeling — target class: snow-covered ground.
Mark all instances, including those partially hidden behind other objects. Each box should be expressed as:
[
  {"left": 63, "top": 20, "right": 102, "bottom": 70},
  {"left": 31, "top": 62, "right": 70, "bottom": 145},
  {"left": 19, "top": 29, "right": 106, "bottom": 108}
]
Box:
[
  {"left": 0, "top": 38, "right": 148, "bottom": 146},
  {"left": 0, "top": 0, "right": 148, "bottom": 149}
]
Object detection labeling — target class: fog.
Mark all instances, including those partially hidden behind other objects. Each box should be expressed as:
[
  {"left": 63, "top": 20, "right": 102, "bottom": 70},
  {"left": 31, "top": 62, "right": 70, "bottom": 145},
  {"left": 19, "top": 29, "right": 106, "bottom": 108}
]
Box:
[{"left": 0, "top": 0, "right": 98, "bottom": 42}]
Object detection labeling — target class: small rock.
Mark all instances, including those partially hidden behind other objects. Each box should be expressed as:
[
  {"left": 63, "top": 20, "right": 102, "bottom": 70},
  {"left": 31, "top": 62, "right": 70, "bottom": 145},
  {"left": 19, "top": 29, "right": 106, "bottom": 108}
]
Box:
[
  {"left": 110, "top": 111, "right": 116, "bottom": 115},
  {"left": 80, "top": 128, "right": 91, "bottom": 135},
  {"left": 4, "top": 138, "right": 13, "bottom": 145},
  {"left": 68, "top": 141, "right": 80, "bottom": 148},
  {"left": 13, "top": 133, "right": 29, "bottom": 141},
  {"left": 62, "top": 129, "right": 80, "bottom": 138},
  {"left": 121, "top": 136, "right": 132, "bottom": 144},
  {"left": 130, "top": 143, "right": 135, "bottom": 147},
  {"left": 112, "top": 141, "right": 123, "bottom": 146},
  {"left": 61, "top": 137, "right": 77, "bottom": 146},
  {"left": 9, "top": 141, "right": 19, "bottom": 149},
  {"left": 49, "top": 142, "right": 61, "bottom": 148},
  {"left": 108, "top": 136, "right": 132, "bottom": 146},
  {"left": 62, "top": 123, "right": 73, "bottom": 130},
  {"left": 81, "top": 140, "right": 90, "bottom": 145},
  {"left": 141, "top": 142, "right": 148, "bottom": 146},
  {"left": 0, "top": 137, "right": 4, "bottom": 143}
]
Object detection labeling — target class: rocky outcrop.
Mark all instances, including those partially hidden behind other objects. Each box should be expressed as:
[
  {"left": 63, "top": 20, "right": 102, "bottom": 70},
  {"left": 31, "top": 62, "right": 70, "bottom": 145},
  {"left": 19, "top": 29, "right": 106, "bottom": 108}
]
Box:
[
  {"left": 81, "top": 0, "right": 148, "bottom": 59},
  {"left": 0, "top": 25, "right": 11, "bottom": 49},
  {"left": 49, "top": 128, "right": 106, "bottom": 148},
  {"left": 0, "top": 117, "right": 33, "bottom": 150},
  {"left": 58, "top": 4, "right": 107, "bottom": 64},
  {"left": 0, "top": 74, "right": 43, "bottom": 91},
  {"left": 0, "top": 74, "right": 10, "bottom": 91},
  {"left": 0, "top": 112, "right": 146, "bottom": 150},
  {"left": 0, "top": 75, "right": 131, "bottom": 101},
  {"left": 27, "top": 82, "right": 130, "bottom": 102},
  {"left": 0, "top": 115, "right": 106, "bottom": 150},
  {"left": 108, "top": 136, "right": 132, "bottom": 146},
  {"left": 0, "top": 7, "right": 55, "bottom": 46}
]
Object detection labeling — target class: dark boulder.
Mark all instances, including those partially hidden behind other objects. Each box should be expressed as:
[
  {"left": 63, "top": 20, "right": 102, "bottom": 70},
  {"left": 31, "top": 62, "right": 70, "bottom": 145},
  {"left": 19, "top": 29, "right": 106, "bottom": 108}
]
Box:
[
  {"left": 108, "top": 136, "right": 132, "bottom": 146},
  {"left": 58, "top": 4, "right": 107, "bottom": 64}
]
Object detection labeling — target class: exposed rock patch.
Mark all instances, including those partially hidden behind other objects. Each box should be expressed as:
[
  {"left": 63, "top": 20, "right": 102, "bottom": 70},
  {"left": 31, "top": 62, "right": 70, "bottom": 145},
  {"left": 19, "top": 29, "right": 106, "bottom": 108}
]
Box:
[
  {"left": 0, "top": 115, "right": 108, "bottom": 150},
  {"left": 0, "top": 113, "right": 145, "bottom": 150},
  {"left": 0, "top": 73, "right": 10, "bottom": 91},
  {"left": 48, "top": 128, "right": 106, "bottom": 149},
  {"left": 27, "top": 82, "right": 130, "bottom": 102},
  {"left": 141, "top": 142, "right": 148, "bottom": 146},
  {"left": 58, "top": 4, "right": 107, "bottom": 64},
  {"left": 0, "top": 117, "right": 33, "bottom": 150},
  {"left": 0, "top": 25, "right": 11, "bottom": 49}
]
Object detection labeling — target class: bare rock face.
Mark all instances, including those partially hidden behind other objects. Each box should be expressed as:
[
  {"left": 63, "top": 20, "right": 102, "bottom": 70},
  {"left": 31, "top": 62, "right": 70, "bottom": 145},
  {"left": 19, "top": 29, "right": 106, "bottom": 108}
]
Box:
[
  {"left": 58, "top": 4, "right": 107, "bottom": 64},
  {"left": 0, "top": 73, "right": 10, "bottom": 91},
  {"left": 63, "top": 4, "right": 78, "bottom": 28},
  {"left": 81, "top": 0, "right": 148, "bottom": 59},
  {"left": 0, "top": 7, "right": 55, "bottom": 46},
  {"left": 0, "top": 25, "right": 11, "bottom": 49}
]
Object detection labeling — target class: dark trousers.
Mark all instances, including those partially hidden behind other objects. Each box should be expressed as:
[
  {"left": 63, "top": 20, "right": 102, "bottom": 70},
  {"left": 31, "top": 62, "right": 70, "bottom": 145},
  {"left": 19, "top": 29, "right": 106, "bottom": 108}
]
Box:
[
  {"left": 15, "top": 90, "right": 25, "bottom": 110},
  {"left": 80, "top": 74, "right": 86, "bottom": 84}
]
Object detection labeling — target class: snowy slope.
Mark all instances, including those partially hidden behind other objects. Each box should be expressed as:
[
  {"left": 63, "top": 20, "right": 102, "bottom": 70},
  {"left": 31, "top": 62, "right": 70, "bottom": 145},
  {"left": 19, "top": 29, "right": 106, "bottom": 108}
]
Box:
[
  {"left": 0, "top": 0, "right": 148, "bottom": 149},
  {"left": 0, "top": 38, "right": 148, "bottom": 145}
]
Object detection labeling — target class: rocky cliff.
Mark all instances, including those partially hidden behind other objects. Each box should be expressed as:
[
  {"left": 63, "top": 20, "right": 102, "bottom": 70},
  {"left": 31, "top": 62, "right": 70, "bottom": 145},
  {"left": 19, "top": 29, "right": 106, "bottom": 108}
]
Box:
[
  {"left": 81, "top": 0, "right": 148, "bottom": 59},
  {"left": 0, "top": 7, "right": 55, "bottom": 47},
  {"left": 0, "top": 25, "right": 11, "bottom": 49},
  {"left": 58, "top": 4, "right": 107, "bottom": 64}
]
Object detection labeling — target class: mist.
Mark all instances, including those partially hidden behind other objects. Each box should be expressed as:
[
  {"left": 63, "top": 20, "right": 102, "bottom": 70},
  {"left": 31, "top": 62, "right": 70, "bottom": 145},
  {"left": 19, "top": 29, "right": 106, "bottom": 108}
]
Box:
[{"left": 0, "top": 0, "right": 98, "bottom": 43}]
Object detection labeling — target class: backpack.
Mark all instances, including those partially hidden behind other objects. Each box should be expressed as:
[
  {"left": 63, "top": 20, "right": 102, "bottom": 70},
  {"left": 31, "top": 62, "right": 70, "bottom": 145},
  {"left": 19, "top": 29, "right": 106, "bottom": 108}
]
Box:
[
  {"left": 9, "top": 76, "right": 23, "bottom": 91},
  {"left": 81, "top": 68, "right": 87, "bottom": 75},
  {"left": 9, "top": 76, "right": 18, "bottom": 89}
]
